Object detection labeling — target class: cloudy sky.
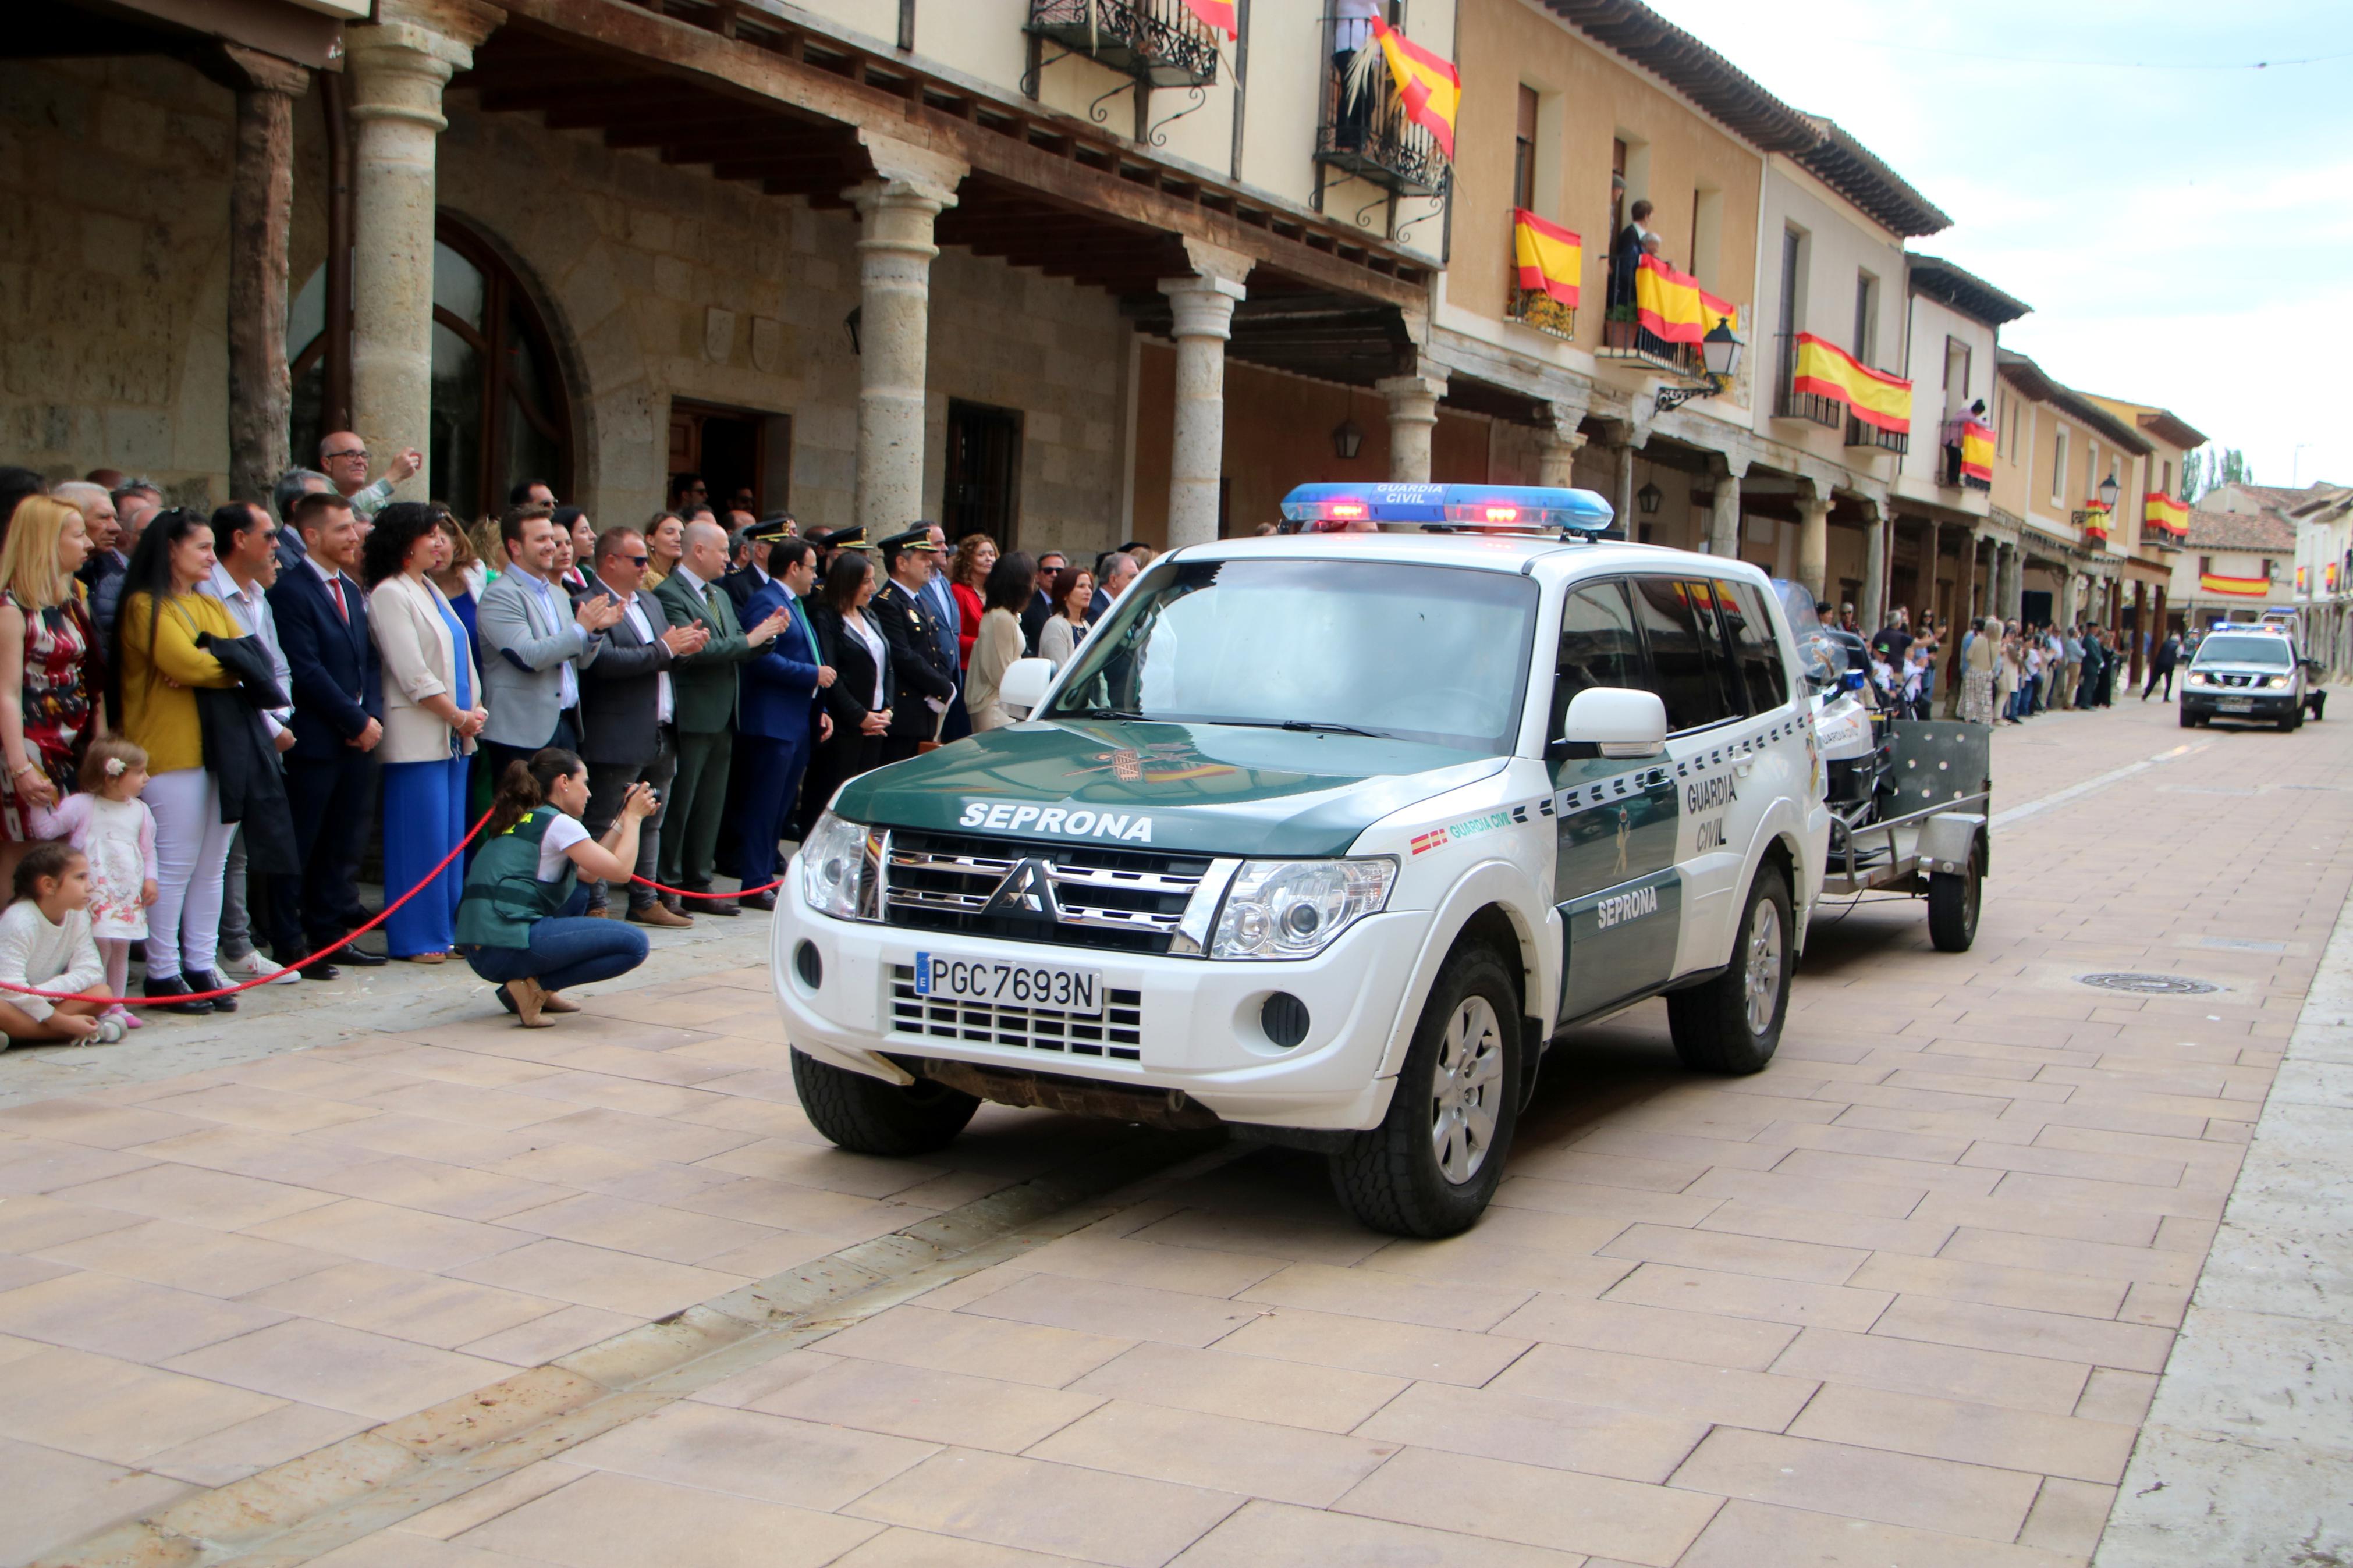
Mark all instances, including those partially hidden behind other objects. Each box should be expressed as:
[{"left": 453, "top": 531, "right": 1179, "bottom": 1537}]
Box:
[{"left": 1643, "top": 0, "right": 2352, "bottom": 491}]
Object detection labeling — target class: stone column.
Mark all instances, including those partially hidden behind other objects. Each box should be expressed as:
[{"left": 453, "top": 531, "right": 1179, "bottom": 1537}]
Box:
[
  {"left": 2001, "top": 546, "right": 2025, "bottom": 622},
  {"left": 2060, "top": 566, "right": 2079, "bottom": 628},
  {"left": 1613, "top": 438, "right": 1636, "bottom": 535},
  {"left": 218, "top": 46, "right": 309, "bottom": 504},
  {"left": 1535, "top": 404, "right": 1585, "bottom": 488},
  {"left": 1376, "top": 371, "right": 1448, "bottom": 483},
  {"left": 1921, "top": 518, "right": 1941, "bottom": 623},
  {"left": 1795, "top": 493, "right": 1832, "bottom": 604},
  {"left": 2130, "top": 582, "right": 2149, "bottom": 686},
  {"left": 844, "top": 131, "right": 968, "bottom": 541},
  {"left": 1860, "top": 504, "right": 1887, "bottom": 632},
  {"left": 343, "top": 0, "right": 502, "bottom": 504},
  {"left": 1158, "top": 240, "right": 1250, "bottom": 549},
  {"left": 1706, "top": 457, "right": 1745, "bottom": 559}
]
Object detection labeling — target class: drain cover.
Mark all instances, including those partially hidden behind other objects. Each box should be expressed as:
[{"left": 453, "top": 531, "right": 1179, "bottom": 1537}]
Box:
[{"left": 2078, "top": 972, "right": 2223, "bottom": 995}]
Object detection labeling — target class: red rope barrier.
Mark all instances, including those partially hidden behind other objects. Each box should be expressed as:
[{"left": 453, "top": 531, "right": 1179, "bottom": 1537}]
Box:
[
  {"left": 0, "top": 807, "right": 498, "bottom": 1005},
  {"left": 628, "top": 875, "right": 785, "bottom": 900}
]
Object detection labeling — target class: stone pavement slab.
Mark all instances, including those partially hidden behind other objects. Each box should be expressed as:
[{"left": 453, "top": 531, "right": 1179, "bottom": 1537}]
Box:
[{"left": 7, "top": 698, "right": 2353, "bottom": 1567}]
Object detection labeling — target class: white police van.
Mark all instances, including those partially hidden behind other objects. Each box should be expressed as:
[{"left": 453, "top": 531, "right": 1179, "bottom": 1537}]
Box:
[{"left": 775, "top": 483, "right": 1829, "bottom": 1236}]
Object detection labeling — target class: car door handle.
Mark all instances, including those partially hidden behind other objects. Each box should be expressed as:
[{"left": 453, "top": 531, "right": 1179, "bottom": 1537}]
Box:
[{"left": 1734, "top": 759, "right": 1756, "bottom": 778}]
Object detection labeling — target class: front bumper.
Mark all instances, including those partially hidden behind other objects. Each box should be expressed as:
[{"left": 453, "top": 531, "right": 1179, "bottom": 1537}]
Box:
[
  {"left": 771, "top": 862, "right": 1426, "bottom": 1131},
  {"left": 2183, "top": 687, "right": 2297, "bottom": 719}
]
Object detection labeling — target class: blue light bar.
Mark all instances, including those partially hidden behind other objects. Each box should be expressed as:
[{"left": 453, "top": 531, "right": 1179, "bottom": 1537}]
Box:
[{"left": 1278, "top": 482, "right": 1617, "bottom": 534}]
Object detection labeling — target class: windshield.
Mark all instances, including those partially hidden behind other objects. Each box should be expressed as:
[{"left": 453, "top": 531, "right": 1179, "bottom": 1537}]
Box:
[
  {"left": 1044, "top": 557, "right": 1538, "bottom": 755},
  {"left": 1772, "top": 579, "right": 1842, "bottom": 689},
  {"left": 2196, "top": 634, "right": 2292, "bottom": 667}
]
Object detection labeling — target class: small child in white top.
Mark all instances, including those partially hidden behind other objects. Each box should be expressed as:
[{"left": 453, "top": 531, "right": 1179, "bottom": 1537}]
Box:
[
  {"left": 29, "top": 738, "right": 158, "bottom": 1032},
  {"left": 0, "top": 841, "right": 120, "bottom": 1046}
]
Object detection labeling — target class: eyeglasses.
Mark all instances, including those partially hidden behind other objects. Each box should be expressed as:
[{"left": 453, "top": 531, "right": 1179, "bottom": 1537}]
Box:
[
  {"left": 324, "top": 448, "right": 367, "bottom": 462},
  {"left": 613, "top": 552, "right": 649, "bottom": 567}
]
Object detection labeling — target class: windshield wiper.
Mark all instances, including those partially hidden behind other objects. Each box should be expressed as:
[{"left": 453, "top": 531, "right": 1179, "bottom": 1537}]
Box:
[
  {"left": 1069, "top": 706, "right": 1149, "bottom": 721},
  {"left": 1217, "top": 718, "right": 1388, "bottom": 738}
]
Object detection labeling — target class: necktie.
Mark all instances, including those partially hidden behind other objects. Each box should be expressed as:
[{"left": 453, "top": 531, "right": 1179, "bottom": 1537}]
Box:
[{"left": 329, "top": 577, "right": 348, "bottom": 623}]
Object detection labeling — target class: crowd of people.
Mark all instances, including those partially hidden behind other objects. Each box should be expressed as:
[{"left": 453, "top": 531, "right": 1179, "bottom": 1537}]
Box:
[
  {"left": 1842, "top": 600, "right": 2184, "bottom": 727},
  {"left": 0, "top": 452, "right": 1158, "bottom": 1042}
]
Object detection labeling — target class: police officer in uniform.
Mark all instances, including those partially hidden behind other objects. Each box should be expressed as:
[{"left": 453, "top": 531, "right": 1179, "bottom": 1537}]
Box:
[{"left": 869, "top": 527, "right": 959, "bottom": 766}]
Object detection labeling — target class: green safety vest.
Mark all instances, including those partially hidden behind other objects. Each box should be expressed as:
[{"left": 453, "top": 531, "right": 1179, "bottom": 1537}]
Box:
[{"left": 455, "top": 806, "right": 578, "bottom": 949}]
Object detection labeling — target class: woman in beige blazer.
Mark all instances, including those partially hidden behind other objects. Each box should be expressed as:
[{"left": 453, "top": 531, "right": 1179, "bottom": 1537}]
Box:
[
  {"left": 964, "top": 550, "right": 1034, "bottom": 732},
  {"left": 364, "top": 503, "right": 487, "bottom": 962}
]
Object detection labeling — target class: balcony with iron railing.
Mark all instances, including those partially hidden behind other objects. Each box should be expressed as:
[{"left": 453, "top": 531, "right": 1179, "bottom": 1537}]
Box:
[
  {"left": 1314, "top": 35, "right": 1447, "bottom": 199},
  {"left": 1508, "top": 290, "right": 1575, "bottom": 342},
  {"left": 1846, "top": 413, "right": 1907, "bottom": 457},
  {"left": 1773, "top": 333, "right": 1841, "bottom": 428},
  {"left": 1597, "top": 305, "right": 1704, "bottom": 378},
  {"left": 1024, "top": 0, "right": 1220, "bottom": 92}
]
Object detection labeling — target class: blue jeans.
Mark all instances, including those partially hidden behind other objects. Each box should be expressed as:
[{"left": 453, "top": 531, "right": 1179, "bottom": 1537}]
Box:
[{"left": 463, "top": 886, "right": 649, "bottom": 994}]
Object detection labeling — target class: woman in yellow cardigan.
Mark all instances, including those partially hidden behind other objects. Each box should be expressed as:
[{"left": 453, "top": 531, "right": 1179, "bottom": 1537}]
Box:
[{"left": 110, "top": 507, "right": 243, "bottom": 1014}]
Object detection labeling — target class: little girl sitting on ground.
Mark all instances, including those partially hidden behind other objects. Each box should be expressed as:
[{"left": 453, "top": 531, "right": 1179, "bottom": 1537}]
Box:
[
  {"left": 31, "top": 738, "right": 158, "bottom": 1031},
  {"left": 0, "top": 841, "right": 122, "bottom": 1046}
]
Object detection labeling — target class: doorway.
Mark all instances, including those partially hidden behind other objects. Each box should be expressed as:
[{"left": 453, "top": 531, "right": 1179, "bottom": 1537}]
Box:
[
  {"left": 943, "top": 400, "right": 1023, "bottom": 545},
  {"left": 668, "top": 399, "right": 789, "bottom": 517}
]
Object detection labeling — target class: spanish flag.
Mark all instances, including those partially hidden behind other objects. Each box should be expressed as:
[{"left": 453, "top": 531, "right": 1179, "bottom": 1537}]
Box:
[
  {"left": 2201, "top": 572, "right": 2271, "bottom": 598},
  {"left": 1513, "top": 209, "right": 1580, "bottom": 306},
  {"left": 1633, "top": 255, "right": 1736, "bottom": 344},
  {"left": 1960, "top": 421, "right": 1994, "bottom": 482},
  {"left": 2081, "top": 503, "right": 2110, "bottom": 543},
  {"left": 1371, "top": 17, "right": 1460, "bottom": 159},
  {"left": 2143, "top": 491, "right": 2188, "bottom": 536},
  {"left": 1181, "top": 0, "right": 1237, "bottom": 40},
  {"left": 1790, "top": 333, "right": 1913, "bottom": 433}
]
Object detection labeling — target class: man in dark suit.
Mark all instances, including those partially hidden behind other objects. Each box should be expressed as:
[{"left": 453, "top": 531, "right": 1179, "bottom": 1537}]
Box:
[
  {"left": 1606, "top": 196, "right": 1654, "bottom": 314},
  {"left": 652, "top": 518, "right": 787, "bottom": 915},
  {"left": 265, "top": 491, "right": 386, "bottom": 978},
  {"left": 735, "top": 531, "right": 833, "bottom": 909},
  {"left": 578, "top": 526, "right": 708, "bottom": 925},
  {"left": 870, "top": 528, "right": 959, "bottom": 766},
  {"left": 721, "top": 511, "right": 788, "bottom": 618},
  {"left": 1021, "top": 550, "right": 1066, "bottom": 655}
]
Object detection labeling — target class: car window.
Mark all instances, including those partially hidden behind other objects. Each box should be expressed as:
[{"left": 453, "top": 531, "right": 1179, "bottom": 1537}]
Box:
[
  {"left": 1551, "top": 578, "right": 1643, "bottom": 737},
  {"left": 1721, "top": 581, "right": 1791, "bottom": 713},
  {"left": 1630, "top": 577, "right": 1733, "bottom": 732}
]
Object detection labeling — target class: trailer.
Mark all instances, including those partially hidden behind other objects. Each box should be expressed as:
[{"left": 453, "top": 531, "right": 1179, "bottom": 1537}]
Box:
[{"left": 1819, "top": 720, "right": 1990, "bottom": 952}]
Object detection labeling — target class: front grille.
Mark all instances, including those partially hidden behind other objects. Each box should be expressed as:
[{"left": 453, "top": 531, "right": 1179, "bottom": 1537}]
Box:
[
  {"left": 881, "top": 829, "right": 1212, "bottom": 955},
  {"left": 888, "top": 965, "right": 1142, "bottom": 1061}
]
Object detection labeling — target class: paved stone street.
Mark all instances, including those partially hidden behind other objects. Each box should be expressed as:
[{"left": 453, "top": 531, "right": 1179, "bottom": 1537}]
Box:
[{"left": 4, "top": 696, "right": 2348, "bottom": 1568}]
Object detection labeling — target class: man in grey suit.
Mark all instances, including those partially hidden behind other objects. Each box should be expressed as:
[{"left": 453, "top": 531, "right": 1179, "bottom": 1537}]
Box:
[
  {"left": 577, "top": 526, "right": 708, "bottom": 924},
  {"left": 478, "top": 504, "right": 623, "bottom": 785}
]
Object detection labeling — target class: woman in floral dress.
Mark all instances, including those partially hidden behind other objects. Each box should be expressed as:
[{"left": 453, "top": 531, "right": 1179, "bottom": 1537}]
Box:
[{"left": 0, "top": 495, "right": 102, "bottom": 851}]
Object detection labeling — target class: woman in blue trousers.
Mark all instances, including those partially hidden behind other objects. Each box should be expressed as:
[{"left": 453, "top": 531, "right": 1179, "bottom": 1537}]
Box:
[{"left": 365, "top": 504, "right": 487, "bottom": 962}]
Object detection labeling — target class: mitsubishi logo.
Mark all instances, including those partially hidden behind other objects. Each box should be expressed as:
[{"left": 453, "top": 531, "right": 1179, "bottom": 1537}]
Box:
[{"left": 984, "top": 858, "right": 1062, "bottom": 922}]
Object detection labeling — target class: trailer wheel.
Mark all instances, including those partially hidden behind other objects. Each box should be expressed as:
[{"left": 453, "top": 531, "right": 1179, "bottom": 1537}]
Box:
[{"left": 1928, "top": 838, "right": 1983, "bottom": 953}]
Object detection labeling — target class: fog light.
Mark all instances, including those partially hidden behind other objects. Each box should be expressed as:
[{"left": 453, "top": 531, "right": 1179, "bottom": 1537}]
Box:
[
  {"left": 794, "top": 941, "right": 823, "bottom": 990},
  {"left": 1261, "top": 993, "right": 1310, "bottom": 1048}
]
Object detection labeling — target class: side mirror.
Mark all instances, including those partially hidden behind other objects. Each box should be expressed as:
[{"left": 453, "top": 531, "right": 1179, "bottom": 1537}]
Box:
[
  {"left": 998, "top": 657, "right": 1054, "bottom": 719},
  {"left": 1549, "top": 687, "right": 1669, "bottom": 762}
]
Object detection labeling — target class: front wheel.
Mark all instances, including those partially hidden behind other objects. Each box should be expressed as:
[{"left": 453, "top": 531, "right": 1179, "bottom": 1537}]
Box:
[
  {"left": 1330, "top": 945, "right": 1521, "bottom": 1239},
  {"left": 791, "top": 1048, "right": 979, "bottom": 1155},
  {"left": 2180, "top": 705, "right": 2199, "bottom": 728},
  {"left": 1666, "top": 866, "right": 1793, "bottom": 1075}
]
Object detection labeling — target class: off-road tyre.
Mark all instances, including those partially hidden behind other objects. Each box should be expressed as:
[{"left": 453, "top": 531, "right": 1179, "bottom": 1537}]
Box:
[
  {"left": 1927, "top": 840, "right": 1983, "bottom": 954},
  {"left": 2179, "top": 705, "right": 2199, "bottom": 728},
  {"left": 2280, "top": 708, "right": 2303, "bottom": 733},
  {"left": 791, "top": 1048, "right": 979, "bottom": 1155},
  {"left": 1330, "top": 944, "right": 1521, "bottom": 1239},
  {"left": 1666, "top": 865, "right": 1793, "bottom": 1075}
]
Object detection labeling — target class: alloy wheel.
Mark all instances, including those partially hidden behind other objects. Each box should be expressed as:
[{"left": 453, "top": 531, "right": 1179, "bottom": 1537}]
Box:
[
  {"left": 1429, "top": 996, "right": 1504, "bottom": 1183},
  {"left": 1744, "top": 898, "right": 1784, "bottom": 1035}
]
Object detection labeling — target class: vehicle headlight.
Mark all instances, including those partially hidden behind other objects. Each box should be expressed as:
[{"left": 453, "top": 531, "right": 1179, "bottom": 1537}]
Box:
[
  {"left": 1211, "top": 858, "right": 1396, "bottom": 960},
  {"left": 2265, "top": 675, "right": 2291, "bottom": 689},
  {"left": 2187, "top": 670, "right": 2209, "bottom": 686},
  {"left": 799, "top": 812, "right": 881, "bottom": 921}
]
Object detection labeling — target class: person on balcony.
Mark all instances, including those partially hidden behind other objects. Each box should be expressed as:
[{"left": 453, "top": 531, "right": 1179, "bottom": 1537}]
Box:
[
  {"left": 1607, "top": 198, "right": 1656, "bottom": 315},
  {"left": 1332, "top": 0, "right": 1381, "bottom": 152}
]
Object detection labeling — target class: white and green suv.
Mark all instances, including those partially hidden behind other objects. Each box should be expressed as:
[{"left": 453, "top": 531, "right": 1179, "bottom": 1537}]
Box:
[{"left": 774, "top": 485, "right": 1830, "bottom": 1236}]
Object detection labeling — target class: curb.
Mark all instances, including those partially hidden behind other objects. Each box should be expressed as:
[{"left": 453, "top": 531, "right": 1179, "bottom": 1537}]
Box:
[{"left": 36, "top": 1126, "right": 1238, "bottom": 1568}]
